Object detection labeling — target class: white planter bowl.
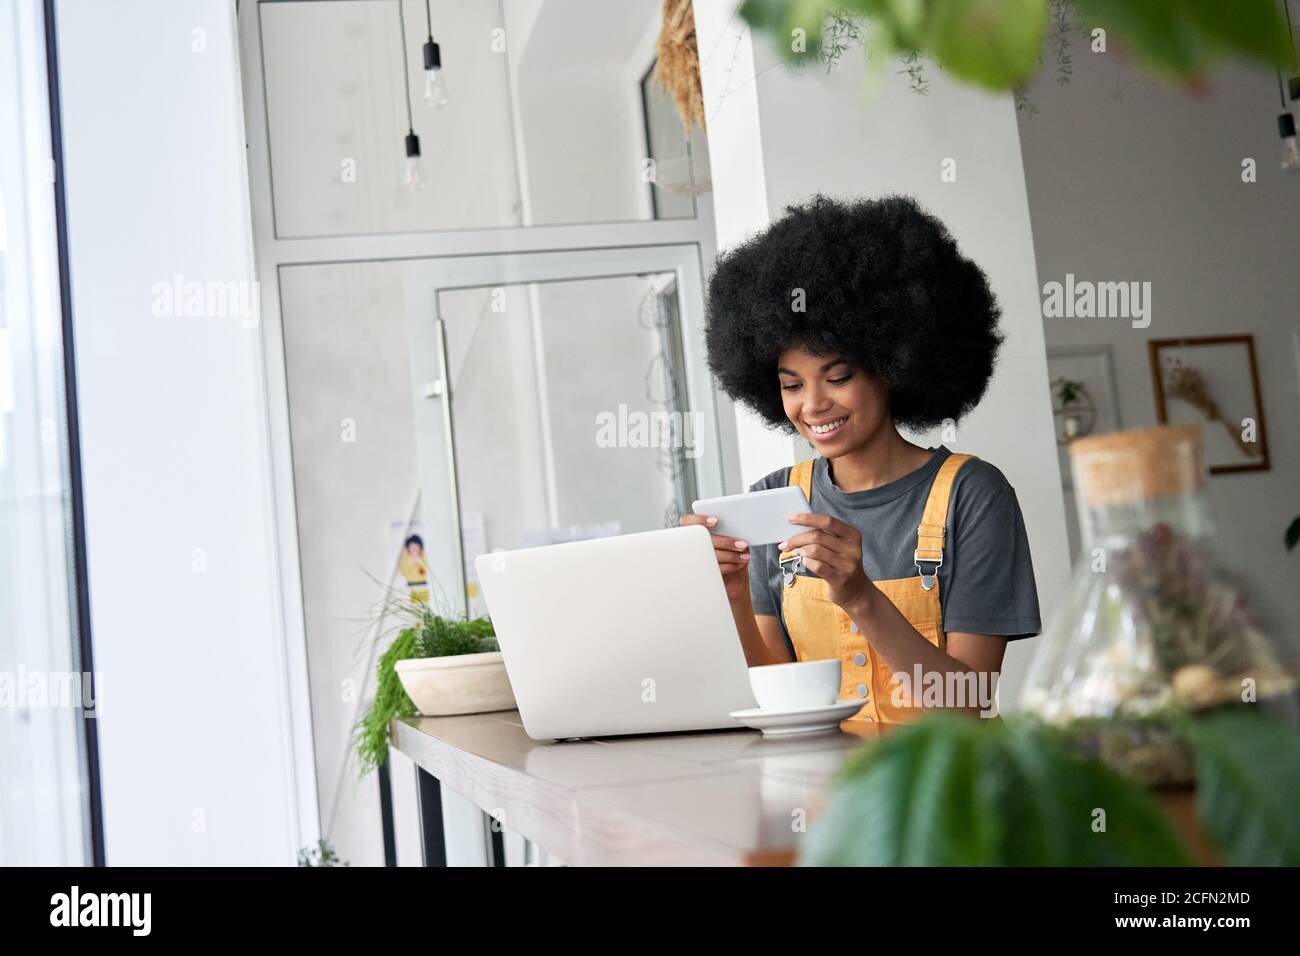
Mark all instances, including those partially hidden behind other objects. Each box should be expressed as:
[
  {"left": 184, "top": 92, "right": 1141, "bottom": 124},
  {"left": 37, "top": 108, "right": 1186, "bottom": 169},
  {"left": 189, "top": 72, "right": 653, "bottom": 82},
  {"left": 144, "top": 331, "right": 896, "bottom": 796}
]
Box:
[{"left": 394, "top": 652, "right": 517, "bottom": 717}]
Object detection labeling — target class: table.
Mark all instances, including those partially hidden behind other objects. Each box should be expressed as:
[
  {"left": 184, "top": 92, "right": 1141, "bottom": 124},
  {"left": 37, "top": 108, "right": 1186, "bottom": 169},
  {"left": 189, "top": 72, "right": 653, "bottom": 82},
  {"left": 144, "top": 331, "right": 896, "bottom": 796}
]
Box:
[{"left": 389, "top": 710, "right": 875, "bottom": 866}]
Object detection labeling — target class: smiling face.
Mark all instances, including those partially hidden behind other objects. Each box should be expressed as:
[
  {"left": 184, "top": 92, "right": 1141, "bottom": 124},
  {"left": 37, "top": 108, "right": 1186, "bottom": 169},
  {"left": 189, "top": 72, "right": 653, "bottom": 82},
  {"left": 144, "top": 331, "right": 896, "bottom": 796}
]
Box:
[{"left": 777, "top": 347, "right": 892, "bottom": 456}]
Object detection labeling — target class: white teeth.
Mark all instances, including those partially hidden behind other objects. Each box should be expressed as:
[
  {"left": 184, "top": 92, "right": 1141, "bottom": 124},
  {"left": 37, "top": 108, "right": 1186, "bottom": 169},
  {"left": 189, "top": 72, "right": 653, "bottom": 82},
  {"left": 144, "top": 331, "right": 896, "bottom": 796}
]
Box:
[{"left": 809, "top": 417, "right": 847, "bottom": 435}]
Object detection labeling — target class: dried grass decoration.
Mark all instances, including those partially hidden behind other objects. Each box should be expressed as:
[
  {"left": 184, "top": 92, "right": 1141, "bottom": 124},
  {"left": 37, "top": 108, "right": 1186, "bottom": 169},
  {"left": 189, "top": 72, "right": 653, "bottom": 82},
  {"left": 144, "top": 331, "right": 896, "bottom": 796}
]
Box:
[{"left": 655, "top": 0, "right": 705, "bottom": 130}]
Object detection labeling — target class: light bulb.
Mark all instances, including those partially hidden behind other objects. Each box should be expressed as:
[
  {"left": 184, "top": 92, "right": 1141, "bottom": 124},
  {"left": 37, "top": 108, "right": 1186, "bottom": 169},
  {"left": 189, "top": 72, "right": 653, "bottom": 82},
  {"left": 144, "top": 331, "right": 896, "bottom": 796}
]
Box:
[
  {"left": 1283, "top": 137, "right": 1300, "bottom": 172},
  {"left": 1280, "top": 113, "right": 1300, "bottom": 173},
  {"left": 403, "top": 131, "right": 426, "bottom": 192},
  {"left": 423, "top": 67, "right": 448, "bottom": 108},
  {"left": 422, "top": 39, "right": 448, "bottom": 108},
  {"left": 405, "top": 154, "right": 426, "bottom": 191}
]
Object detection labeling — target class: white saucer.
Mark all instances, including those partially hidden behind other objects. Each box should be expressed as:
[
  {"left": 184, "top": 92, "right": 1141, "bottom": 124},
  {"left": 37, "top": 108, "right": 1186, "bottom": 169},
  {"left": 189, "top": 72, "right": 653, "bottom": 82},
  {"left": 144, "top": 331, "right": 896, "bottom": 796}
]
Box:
[{"left": 729, "top": 699, "right": 867, "bottom": 736}]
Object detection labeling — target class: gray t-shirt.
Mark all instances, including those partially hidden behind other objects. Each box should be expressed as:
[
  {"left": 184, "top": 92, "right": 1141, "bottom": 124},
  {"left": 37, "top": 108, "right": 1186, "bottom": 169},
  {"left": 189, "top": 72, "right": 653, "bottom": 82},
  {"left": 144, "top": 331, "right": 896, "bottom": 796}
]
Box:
[{"left": 748, "top": 446, "right": 1040, "bottom": 656}]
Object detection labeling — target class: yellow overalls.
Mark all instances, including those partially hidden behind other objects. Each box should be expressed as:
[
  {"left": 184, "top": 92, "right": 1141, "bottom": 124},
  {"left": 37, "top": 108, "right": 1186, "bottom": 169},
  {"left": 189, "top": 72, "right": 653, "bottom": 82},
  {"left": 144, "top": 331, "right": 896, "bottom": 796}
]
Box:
[{"left": 776, "top": 453, "right": 974, "bottom": 732}]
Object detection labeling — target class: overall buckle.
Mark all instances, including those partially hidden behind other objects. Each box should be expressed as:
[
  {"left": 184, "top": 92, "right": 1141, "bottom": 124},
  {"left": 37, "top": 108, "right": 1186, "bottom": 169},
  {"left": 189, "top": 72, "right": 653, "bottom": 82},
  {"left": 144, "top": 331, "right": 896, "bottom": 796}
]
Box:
[
  {"left": 780, "top": 554, "right": 804, "bottom": 587},
  {"left": 914, "top": 549, "right": 943, "bottom": 591}
]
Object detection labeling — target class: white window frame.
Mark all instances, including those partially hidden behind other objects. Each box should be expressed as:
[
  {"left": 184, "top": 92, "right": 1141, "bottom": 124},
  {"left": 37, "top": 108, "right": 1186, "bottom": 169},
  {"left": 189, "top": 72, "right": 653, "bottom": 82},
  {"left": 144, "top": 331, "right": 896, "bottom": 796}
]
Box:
[{"left": 237, "top": 0, "right": 738, "bottom": 853}]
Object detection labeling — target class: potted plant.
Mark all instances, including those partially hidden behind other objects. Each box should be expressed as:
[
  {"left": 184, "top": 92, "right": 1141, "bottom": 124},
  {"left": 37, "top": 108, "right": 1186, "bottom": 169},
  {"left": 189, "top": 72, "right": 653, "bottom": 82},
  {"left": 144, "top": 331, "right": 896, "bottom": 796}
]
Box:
[
  {"left": 801, "top": 708, "right": 1300, "bottom": 866},
  {"left": 354, "top": 599, "right": 514, "bottom": 775}
]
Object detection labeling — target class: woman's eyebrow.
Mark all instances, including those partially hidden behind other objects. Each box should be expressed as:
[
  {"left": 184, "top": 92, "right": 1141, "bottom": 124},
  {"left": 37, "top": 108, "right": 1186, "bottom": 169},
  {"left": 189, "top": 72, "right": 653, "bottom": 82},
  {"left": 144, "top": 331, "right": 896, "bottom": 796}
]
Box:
[{"left": 777, "top": 358, "right": 848, "bottom": 376}]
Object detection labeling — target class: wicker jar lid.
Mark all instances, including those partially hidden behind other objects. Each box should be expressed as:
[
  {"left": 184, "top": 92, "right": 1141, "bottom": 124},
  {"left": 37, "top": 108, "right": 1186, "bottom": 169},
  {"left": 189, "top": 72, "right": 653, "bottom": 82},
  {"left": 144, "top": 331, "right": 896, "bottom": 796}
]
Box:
[{"left": 1069, "top": 424, "right": 1205, "bottom": 509}]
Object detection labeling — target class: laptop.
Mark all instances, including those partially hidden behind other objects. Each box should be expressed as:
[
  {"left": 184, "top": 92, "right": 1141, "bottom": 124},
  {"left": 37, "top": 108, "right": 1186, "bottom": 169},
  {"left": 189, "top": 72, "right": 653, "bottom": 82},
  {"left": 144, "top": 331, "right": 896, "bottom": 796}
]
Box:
[{"left": 475, "top": 524, "right": 758, "bottom": 740}]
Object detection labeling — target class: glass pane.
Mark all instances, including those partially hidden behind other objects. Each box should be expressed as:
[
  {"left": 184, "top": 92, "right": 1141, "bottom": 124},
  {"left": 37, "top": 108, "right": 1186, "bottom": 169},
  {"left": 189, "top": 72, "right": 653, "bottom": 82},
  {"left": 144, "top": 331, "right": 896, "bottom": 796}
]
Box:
[
  {"left": 259, "top": 0, "right": 705, "bottom": 237},
  {"left": 277, "top": 259, "right": 707, "bottom": 855},
  {"left": 277, "top": 259, "right": 418, "bottom": 865},
  {"left": 640, "top": 64, "right": 703, "bottom": 220},
  {"left": 0, "top": 0, "right": 91, "bottom": 865},
  {"left": 439, "top": 273, "right": 698, "bottom": 616}
]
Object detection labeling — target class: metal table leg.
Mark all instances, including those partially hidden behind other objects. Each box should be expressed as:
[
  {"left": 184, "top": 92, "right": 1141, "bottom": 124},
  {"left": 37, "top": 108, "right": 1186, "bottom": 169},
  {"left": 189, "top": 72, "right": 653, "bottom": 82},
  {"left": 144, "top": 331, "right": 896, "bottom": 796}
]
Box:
[
  {"left": 377, "top": 758, "right": 397, "bottom": 867},
  {"left": 415, "top": 766, "right": 447, "bottom": 867}
]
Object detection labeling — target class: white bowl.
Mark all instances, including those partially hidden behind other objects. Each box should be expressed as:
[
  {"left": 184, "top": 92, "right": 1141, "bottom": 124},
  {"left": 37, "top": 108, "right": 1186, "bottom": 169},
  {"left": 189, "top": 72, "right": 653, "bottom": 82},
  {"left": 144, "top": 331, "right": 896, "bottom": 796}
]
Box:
[
  {"left": 747, "top": 659, "right": 841, "bottom": 712},
  {"left": 394, "top": 652, "right": 517, "bottom": 717}
]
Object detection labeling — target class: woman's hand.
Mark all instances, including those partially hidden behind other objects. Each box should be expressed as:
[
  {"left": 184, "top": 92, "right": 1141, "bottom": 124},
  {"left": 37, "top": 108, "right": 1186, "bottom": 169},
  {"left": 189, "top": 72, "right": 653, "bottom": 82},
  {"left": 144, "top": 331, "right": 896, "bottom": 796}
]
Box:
[
  {"left": 780, "top": 513, "right": 876, "bottom": 614},
  {"left": 679, "top": 513, "right": 751, "bottom": 602}
]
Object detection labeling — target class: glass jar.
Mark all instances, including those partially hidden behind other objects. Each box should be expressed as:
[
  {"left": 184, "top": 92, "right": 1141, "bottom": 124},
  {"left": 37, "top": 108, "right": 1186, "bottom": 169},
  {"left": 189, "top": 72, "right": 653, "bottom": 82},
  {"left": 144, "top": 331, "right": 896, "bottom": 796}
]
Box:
[{"left": 1021, "top": 424, "right": 1298, "bottom": 786}]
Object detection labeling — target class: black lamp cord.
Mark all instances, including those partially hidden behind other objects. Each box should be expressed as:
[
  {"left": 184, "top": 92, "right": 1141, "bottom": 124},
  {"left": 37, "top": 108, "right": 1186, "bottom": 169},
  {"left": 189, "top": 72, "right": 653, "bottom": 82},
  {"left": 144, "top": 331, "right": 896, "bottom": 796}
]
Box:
[
  {"left": 1280, "top": 0, "right": 1297, "bottom": 108},
  {"left": 425, "top": 0, "right": 433, "bottom": 42},
  {"left": 398, "top": 1, "right": 414, "bottom": 133}
]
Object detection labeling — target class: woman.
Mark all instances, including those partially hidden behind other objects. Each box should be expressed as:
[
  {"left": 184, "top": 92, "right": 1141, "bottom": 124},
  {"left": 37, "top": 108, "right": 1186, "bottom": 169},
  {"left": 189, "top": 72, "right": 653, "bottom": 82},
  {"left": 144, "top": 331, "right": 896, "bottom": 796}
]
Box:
[{"left": 684, "top": 195, "right": 1039, "bottom": 726}]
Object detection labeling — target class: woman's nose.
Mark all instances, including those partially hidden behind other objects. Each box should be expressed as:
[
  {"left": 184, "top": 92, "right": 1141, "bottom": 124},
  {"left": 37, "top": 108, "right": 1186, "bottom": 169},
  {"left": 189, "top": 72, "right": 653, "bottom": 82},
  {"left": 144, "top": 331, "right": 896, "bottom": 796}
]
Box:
[{"left": 802, "top": 386, "right": 833, "bottom": 415}]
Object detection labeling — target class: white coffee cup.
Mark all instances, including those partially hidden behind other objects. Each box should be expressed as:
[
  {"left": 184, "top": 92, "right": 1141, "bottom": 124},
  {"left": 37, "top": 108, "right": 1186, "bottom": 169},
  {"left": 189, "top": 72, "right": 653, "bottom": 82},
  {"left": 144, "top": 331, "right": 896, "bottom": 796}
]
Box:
[{"left": 748, "top": 659, "right": 841, "bottom": 711}]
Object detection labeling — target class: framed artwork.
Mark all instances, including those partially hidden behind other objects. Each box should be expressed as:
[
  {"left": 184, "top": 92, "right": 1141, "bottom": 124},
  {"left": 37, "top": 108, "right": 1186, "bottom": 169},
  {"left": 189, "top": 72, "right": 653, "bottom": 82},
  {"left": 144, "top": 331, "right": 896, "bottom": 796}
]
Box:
[
  {"left": 1046, "top": 345, "right": 1123, "bottom": 490},
  {"left": 1148, "top": 335, "right": 1269, "bottom": 474}
]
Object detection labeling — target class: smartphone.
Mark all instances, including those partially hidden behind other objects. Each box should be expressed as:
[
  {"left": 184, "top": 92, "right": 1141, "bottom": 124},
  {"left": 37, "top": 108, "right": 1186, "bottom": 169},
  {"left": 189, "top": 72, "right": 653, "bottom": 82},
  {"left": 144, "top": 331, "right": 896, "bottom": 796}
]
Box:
[{"left": 691, "top": 486, "right": 811, "bottom": 546}]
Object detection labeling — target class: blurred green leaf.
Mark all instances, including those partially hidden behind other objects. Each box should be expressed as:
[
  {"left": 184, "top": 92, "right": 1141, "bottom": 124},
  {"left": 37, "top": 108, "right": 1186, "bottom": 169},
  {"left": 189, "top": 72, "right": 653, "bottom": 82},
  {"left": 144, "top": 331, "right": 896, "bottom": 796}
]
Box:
[
  {"left": 1074, "top": 0, "right": 1290, "bottom": 79},
  {"left": 925, "top": 0, "right": 1049, "bottom": 89},
  {"left": 739, "top": 0, "right": 1292, "bottom": 91},
  {"left": 1072, "top": 0, "right": 1207, "bottom": 77},
  {"left": 858, "top": 0, "right": 929, "bottom": 50},
  {"left": 801, "top": 716, "right": 1190, "bottom": 865},
  {"left": 1181, "top": 0, "right": 1293, "bottom": 64},
  {"left": 1187, "top": 710, "right": 1300, "bottom": 866},
  {"left": 741, "top": 0, "right": 835, "bottom": 64}
]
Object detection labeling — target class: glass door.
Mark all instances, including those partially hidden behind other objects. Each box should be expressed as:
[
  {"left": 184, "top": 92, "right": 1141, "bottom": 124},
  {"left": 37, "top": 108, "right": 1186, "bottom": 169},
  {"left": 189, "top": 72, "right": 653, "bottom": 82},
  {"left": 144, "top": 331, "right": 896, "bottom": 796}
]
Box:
[
  {"left": 402, "top": 244, "right": 722, "bottom": 617},
  {"left": 0, "top": 0, "right": 94, "bottom": 865}
]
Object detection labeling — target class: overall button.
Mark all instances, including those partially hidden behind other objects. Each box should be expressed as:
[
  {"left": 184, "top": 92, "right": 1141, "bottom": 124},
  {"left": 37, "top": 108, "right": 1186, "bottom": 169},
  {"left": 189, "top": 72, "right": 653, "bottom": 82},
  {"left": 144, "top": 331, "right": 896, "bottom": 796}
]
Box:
[
  {"left": 853, "top": 652, "right": 866, "bottom": 667},
  {"left": 863, "top": 716, "right": 874, "bottom": 723},
  {"left": 850, "top": 622, "right": 859, "bottom": 633},
  {"left": 855, "top": 683, "right": 868, "bottom": 699}
]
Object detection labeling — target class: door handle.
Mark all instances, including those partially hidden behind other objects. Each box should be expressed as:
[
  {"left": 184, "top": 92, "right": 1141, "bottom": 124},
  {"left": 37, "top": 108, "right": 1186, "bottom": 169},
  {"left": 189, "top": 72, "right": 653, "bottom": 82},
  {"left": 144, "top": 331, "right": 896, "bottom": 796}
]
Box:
[{"left": 433, "top": 317, "right": 468, "bottom": 614}]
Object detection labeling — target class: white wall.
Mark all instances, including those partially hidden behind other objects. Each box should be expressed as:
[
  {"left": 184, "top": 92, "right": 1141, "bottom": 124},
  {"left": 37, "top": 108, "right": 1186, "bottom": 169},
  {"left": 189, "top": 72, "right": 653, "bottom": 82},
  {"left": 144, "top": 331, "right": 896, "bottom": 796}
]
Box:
[
  {"left": 1018, "top": 44, "right": 1300, "bottom": 649},
  {"left": 506, "top": 0, "right": 660, "bottom": 225},
  {"left": 259, "top": 0, "right": 522, "bottom": 236},
  {"left": 693, "top": 4, "right": 1072, "bottom": 708},
  {"left": 56, "top": 0, "right": 308, "bottom": 863}
]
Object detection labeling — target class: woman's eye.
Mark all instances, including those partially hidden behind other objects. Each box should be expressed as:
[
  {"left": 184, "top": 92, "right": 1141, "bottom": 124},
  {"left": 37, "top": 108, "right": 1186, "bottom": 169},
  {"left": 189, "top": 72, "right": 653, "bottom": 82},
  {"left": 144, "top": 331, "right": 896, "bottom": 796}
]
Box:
[
  {"left": 781, "top": 382, "right": 801, "bottom": 392},
  {"left": 828, "top": 375, "right": 852, "bottom": 385}
]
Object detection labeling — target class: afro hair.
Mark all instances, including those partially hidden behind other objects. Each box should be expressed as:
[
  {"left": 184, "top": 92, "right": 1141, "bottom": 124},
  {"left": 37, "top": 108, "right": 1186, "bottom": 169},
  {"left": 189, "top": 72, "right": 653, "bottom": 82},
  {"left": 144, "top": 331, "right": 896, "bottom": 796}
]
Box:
[{"left": 704, "top": 194, "right": 1003, "bottom": 432}]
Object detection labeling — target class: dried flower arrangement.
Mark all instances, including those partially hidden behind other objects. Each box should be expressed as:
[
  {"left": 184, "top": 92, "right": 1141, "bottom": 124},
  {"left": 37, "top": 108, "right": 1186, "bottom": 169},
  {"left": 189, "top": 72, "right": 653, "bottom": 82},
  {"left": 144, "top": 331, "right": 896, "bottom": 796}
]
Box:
[
  {"left": 654, "top": 0, "right": 705, "bottom": 130},
  {"left": 1161, "top": 358, "right": 1261, "bottom": 459},
  {"left": 1036, "top": 521, "right": 1296, "bottom": 786}
]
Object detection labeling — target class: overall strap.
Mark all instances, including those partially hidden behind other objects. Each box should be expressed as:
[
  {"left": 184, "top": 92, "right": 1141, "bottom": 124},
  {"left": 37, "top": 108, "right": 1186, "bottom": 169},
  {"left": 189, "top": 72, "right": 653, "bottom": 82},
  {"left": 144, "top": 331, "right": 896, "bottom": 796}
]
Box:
[
  {"left": 915, "top": 453, "right": 975, "bottom": 591},
  {"left": 779, "top": 459, "right": 817, "bottom": 586},
  {"left": 787, "top": 457, "right": 815, "bottom": 499}
]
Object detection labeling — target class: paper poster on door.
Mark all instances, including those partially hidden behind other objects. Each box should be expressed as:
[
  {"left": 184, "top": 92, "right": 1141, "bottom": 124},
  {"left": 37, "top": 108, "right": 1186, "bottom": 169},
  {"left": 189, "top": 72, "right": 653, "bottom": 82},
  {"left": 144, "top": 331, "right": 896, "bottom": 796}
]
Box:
[
  {"left": 461, "top": 511, "right": 488, "bottom": 618},
  {"left": 388, "top": 519, "right": 430, "bottom": 606}
]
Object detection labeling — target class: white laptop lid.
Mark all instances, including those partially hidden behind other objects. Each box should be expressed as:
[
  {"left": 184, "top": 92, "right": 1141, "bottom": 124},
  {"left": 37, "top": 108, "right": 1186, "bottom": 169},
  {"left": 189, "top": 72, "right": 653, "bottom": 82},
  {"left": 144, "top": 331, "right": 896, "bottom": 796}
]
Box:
[{"left": 475, "top": 524, "right": 758, "bottom": 740}]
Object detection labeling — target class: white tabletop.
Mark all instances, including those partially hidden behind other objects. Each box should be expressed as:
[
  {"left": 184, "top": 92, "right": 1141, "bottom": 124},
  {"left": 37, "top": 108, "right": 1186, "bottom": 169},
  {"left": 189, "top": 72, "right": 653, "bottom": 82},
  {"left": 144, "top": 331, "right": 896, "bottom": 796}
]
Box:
[{"left": 391, "top": 711, "right": 876, "bottom": 866}]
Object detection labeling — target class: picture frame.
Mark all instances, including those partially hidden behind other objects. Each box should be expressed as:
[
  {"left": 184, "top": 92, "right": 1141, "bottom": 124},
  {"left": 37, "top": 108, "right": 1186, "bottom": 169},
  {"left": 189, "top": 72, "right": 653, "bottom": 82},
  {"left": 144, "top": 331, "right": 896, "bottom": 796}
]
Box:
[
  {"left": 1046, "top": 344, "right": 1123, "bottom": 490},
  {"left": 1148, "top": 334, "right": 1270, "bottom": 475}
]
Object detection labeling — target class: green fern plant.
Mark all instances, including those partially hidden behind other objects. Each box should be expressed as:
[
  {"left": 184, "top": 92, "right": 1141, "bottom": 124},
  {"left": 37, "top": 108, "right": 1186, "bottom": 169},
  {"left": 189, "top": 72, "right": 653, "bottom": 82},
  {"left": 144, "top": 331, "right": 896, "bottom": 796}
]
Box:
[
  {"left": 353, "top": 602, "right": 496, "bottom": 776},
  {"left": 297, "top": 838, "right": 349, "bottom": 867}
]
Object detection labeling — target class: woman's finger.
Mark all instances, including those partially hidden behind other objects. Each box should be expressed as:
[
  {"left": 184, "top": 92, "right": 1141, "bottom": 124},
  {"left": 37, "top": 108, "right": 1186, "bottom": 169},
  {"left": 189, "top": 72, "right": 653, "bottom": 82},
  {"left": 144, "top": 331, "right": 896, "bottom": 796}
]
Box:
[
  {"left": 778, "top": 528, "right": 850, "bottom": 554},
  {"left": 799, "top": 555, "right": 841, "bottom": 581},
  {"left": 680, "top": 513, "right": 747, "bottom": 553},
  {"left": 791, "top": 543, "right": 852, "bottom": 575},
  {"left": 680, "top": 513, "right": 718, "bottom": 528},
  {"left": 787, "top": 512, "right": 857, "bottom": 540},
  {"left": 711, "top": 534, "right": 749, "bottom": 553},
  {"left": 717, "top": 555, "right": 750, "bottom": 574}
]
